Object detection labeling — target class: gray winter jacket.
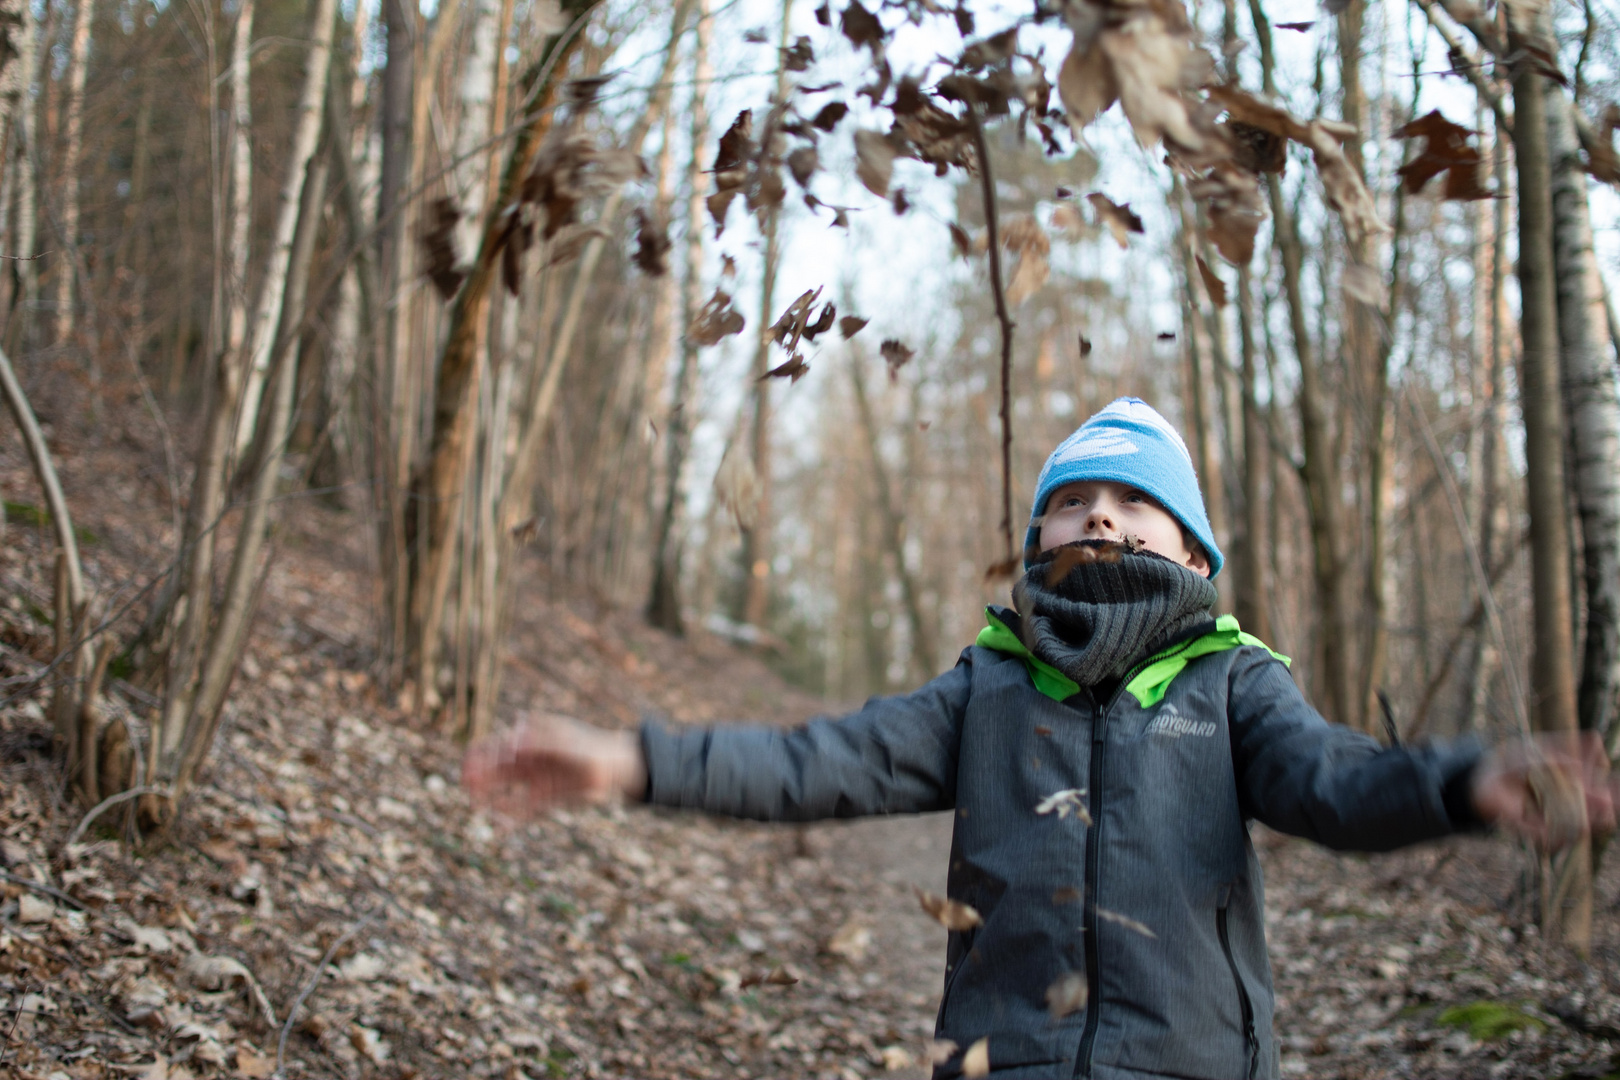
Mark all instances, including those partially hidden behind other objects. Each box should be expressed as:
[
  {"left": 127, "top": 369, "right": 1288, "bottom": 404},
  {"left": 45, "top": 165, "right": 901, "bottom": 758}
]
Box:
[{"left": 640, "top": 607, "right": 1482, "bottom": 1080}]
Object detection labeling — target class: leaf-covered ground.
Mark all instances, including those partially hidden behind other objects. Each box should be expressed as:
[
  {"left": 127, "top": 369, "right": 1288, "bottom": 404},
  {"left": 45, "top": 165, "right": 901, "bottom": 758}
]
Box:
[{"left": 5, "top": 440, "right": 1620, "bottom": 1080}]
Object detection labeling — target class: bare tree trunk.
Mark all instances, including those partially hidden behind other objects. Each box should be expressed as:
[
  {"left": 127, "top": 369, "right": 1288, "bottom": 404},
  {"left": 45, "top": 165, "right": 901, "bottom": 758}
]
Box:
[
  {"left": 52, "top": 0, "right": 92, "bottom": 345},
  {"left": 646, "top": 0, "right": 709, "bottom": 634},
  {"left": 849, "top": 349, "right": 937, "bottom": 680},
  {"left": 1547, "top": 87, "right": 1620, "bottom": 747},
  {"left": 404, "top": 0, "right": 600, "bottom": 704},
  {"left": 222, "top": 0, "right": 254, "bottom": 391},
  {"left": 1510, "top": 25, "right": 1587, "bottom": 947},
  {"left": 1235, "top": 264, "right": 1271, "bottom": 641},
  {"left": 738, "top": 0, "right": 795, "bottom": 630},
  {"left": 234, "top": 0, "right": 338, "bottom": 454},
  {"left": 6, "top": 0, "right": 37, "bottom": 332}
]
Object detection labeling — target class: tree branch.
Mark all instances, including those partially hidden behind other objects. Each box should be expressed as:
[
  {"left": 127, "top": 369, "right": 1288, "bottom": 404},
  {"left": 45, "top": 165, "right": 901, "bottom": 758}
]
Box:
[{"left": 964, "top": 106, "right": 1016, "bottom": 564}]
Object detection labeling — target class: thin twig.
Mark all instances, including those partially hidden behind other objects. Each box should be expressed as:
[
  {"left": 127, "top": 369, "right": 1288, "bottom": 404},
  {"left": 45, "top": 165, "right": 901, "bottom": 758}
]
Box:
[
  {"left": 0, "top": 251, "right": 49, "bottom": 261},
  {"left": 964, "top": 105, "right": 1016, "bottom": 563},
  {"left": 0, "top": 868, "right": 88, "bottom": 910},
  {"left": 63, "top": 785, "right": 165, "bottom": 849},
  {"left": 274, "top": 910, "right": 377, "bottom": 1078},
  {"left": 0, "top": 982, "right": 31, "bottom": 1061},
  {"left": 1410, "top": 0, "right": 1513, "bottom": 137}
]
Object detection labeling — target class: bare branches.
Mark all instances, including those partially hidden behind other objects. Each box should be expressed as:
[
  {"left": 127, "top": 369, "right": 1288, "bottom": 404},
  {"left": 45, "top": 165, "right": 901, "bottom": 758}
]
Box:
[{"left": 964, "top": 106, "right": 1016, "bottom": 567}]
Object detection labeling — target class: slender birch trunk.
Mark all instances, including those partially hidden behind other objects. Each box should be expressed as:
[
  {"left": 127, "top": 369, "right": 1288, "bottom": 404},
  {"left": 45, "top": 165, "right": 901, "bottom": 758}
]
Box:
[
  {"left": 233, "top": 0, "right": 338, "bottom": 454},
  {"left": 222, "top": 0, "right": 254, "bottom": 382},
  {"left": 52, "top": 0, "right": 92, "bottom": 345},
  {"left": 1547, "top": 88, "right": 1620, "bottom": 747},
  {"left": 646, "top": 0, "right": 710, "bottom": 633},
  {"left": 5, "top": 0, "right": 36, "bottom": 331}
]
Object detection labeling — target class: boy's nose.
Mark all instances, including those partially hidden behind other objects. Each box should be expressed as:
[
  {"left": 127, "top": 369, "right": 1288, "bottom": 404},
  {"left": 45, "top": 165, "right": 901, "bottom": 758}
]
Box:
[{"left": 1085, "top": 509, "right": 1116, "bottom": 536}]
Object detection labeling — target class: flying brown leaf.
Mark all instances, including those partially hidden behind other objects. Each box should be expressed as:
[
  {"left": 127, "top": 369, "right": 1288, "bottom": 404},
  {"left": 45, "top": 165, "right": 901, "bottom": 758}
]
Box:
[
  {"left": 1580, "top": 104, "right": 1620, "bottom": 184},
  {"left": 1087, "top": 193, "right": 1144, "bottom": 249},
  {"left": 803, "top": 302, "right": 837, "bottom": 340},
  {"left": 1156, "top": 331, "right": 1176, "bottom": 341},
  {"left": 1275, "top": 19, "right": 1314, "bottom": 29},
  {"left": 962, "top": 1037, "right": 991, "bottom": 1078},
  {"left": 825, "top": 917, "right": 871, "bottom": 960},
  {"left": 949, "top": 222, "right": 973, "bottom": 258},
  {"left": 840, "top": 0, "right": 884, "bottom": 53},
  {"left": 1006, "top": 251, "right": 1049, "bottom": 306},
  {"left": 839, "top": 315, "right": 869, "bottom": 339},
  {"left": 1341, "top": 263, "right": 1385, "bottom": 307},
  {"left": 984, "top": 554, "right": 1022, "bottom": 581},
  {"left": 926, "top": 1040, "right": 959, "bottom": 1066},
  {"left": 633, "top": 209, "right": 671, "bottom": 276},
  {"left": 707, "top": 190, "right": 737, "bottom": 236},
  {"left": 1078, "top": 333, "right": 1092, "bottom": 356},
  {"left": 1305, "top": 121, "right": 1388, "bottom": 249},
  {"left": 763, "top": 354, "right": 810, "bottom": 382},
  {"left": 713, "top": 111, "right": 754, "bottom": 193},
  {"left": 781, "top": 35, "right": 814, "bottom": 71},
  {"left": 812, "top": 101, "right": 849, "bottom": 131},
  {"left": 1097, "top": 907, "right": 1157, "bottom": 938},
  {"left": 420, "top": 197, "right": 466, "bottom": 300},
  {"left": 1034, "top": 787, "right": 1092, "bottom": 824},
  {"left": 788, "top": 146, "right": 819, "bottom": 189},
  {"left": 1047, "top": 972, "right": 1089, "bottom": 1018},
  {"left": 1051, "top": 203, "right": 1086, "bottom": 239},
  {"left": 714, "top": 445, "right": 760, "bottom": 531},
  {"left": 915, "top": 887, "right": 983, "bottom": 930},
  {"left": 880, "top": 338, "right": 914, "bottom": 380},
  {"left": 1058, "top": 36, "right": 1119, "bottom": 133},
  {"left": 1195, "top": 255, "right": 1227, "bottom": 306},
  {"left": 689, "top": 288, "right": 746, "bottom": 346},
  {"left": 854, "top": 129, "right": 898, "bottom": 196}
]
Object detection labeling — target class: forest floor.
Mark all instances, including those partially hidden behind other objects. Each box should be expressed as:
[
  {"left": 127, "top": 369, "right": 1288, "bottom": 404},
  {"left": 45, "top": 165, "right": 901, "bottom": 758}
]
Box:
[{"left": 6, "top": 419, "right": 1620, "bottom": 1079}]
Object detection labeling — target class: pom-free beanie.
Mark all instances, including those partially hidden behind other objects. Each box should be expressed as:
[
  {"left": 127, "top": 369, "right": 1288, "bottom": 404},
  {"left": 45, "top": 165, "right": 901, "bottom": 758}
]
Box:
[{"left": 1026, "top": 397, "right": 1225, "bottom": 577}]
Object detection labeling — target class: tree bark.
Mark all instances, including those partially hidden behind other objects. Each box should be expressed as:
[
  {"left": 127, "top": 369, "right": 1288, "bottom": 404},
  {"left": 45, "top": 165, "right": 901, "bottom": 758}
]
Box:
[
  {"left": 646, "top": 0, "right": 710, "bottom": 634},
  {"left": 1547, "top": 87, "right": 1620, "bottom": 746},
  {"left": 233, "top": 0, "right": 338, "bottom": 455},
  {"left": 1510, "top": 24, "right": 1587, "bottom": 948},
  {"left": 222, "top": 0, "right": 254, "bottom": 396},
  {"left": 52, "top": 0, "right": 92, "bottom": 344}
]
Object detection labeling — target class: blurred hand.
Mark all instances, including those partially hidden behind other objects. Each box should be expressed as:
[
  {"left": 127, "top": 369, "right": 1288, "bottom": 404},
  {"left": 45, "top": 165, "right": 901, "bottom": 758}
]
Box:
[
  {"left": 462, "top": 713, "right": 647, "bottom": 815},
  {"left": 1471, "top": 731, "right": 1617, "bottom": 850}
]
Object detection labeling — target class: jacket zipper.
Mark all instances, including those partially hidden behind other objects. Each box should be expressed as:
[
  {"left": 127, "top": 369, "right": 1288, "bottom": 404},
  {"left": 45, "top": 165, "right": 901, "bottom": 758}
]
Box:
[
  {"left": 1216, "top": 902, "right": 1259, "bottom": 1079},
  {"left": 1073, "top": 641, "right": 1209, "bottom": 1079}
]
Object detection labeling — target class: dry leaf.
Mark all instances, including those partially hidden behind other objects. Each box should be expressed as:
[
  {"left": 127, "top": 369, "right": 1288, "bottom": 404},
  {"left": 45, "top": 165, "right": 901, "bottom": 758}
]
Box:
[
  {"left": 1305, "top": 121, "right": 1388, "bottom": 249},
  {"left": 854, "top": 130, "right": 897, "bottom": 197},
  {"left": 714, "top": 445, "right": 761, "bottom": 531},
  {"left": 926, "top": 1039, "right": 959, "bottom": 1065},
  {"left": 1395, "top": 109, "right": 1482, "bottom": 197},
  {"left": 234, "top": 1048, "right": 275, "bottom": 1079},
  {"left": 984, "top": 554, "right": 1023, "bottom": 581},
  {"left": 1047, "top": 971, "right": 1089, "bottom": 1018},
  {"left": 949, "top": 222, "right": 973, "bottom": 258},
  {"left": 1006, "top": 251, "right": 1049, "bottom": 306},
  {"left": 688, "top": 288, "right": 746, "bottom": 346},
  {"left": 1051, "top": 203, "right": 1086, "bottom": 239},
  {"left": 880, "top": 1045, "right": 914, "bottom": 1071},
  {"left": 1341, "top": 263, "right": 1385, "bottom": 307},
  {"left": 1078, "top": 333, "right": 1092, "bottom": 356},
  {"left": 1195, "top": 255, "right": 1227, "bottom": 306},
  {"left": 1034, "top": 788, "right": 1092, "bottom": 825},
  {"left": 840, "top": 0, "right": 884, "bottom": 54},
  {"left": 420, "top": 197, "right": 466, "bottom": 300},
  {"left": 812, "top": 101, "right": 849, "bottom": 131},
  {"left": 880, "top": 339, "right": 915, "bottom": 379},
  {"left": 962, "top": 1036, "right": 991, "bottom": 1078},
  {"left": 1097, "top": 907, "right": 1157, "bottom": 938},
  {"left": 826, "top": 917, "right": 872, "bottom": 960},
  {"left": 838, "top": 315, "right": 869, "bottom": 339},
  {"left": 915, "top": 888, "right": 983, "bottom": 931},
  {"left": 349, "top": 1024, "right": 390, "bottom": 1066},
  {"left": 763, "top": 354, "right": 810, "bottom": 383},
  {"left": 788, "top": 146, "right": 819, "bottom": 189},
  {"left": 633, "top": 209, "right": 671, "bottom": 275},
  {"left": 1058, "top": 37, "right": 1119, "bottom": 133},
  {"left": 17, "top": 892, "right": 52, "bottom": 923},
  {"left": 1087, "top": 193, "right": 1143, "bottom": 249},
  {"left": 1276, "top": 19, "right": 1315, "bottom": 29}
]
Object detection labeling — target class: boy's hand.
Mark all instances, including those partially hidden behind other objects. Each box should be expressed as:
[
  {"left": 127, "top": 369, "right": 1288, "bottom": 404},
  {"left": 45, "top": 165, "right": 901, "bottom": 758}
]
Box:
[
  {"left": 461, "top": 713, "right": 647, "bottom": 814},
  {"left": 1470, "top": 732, "right": 1617, "bottom": 849}
]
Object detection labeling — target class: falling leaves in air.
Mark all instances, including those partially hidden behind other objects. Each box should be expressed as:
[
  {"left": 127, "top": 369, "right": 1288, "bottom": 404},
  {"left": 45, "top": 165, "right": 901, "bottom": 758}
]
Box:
[
  {"left": 1581, "top": 104, "right": 1620, "bottom": 184},
  {"left": 764, "top": 355, "right": 810, "bottom": 382},
  {"left": 926, "top": 1040, "right": 960, "bottom": 1066},
  {"left": 840, "top": 0, "right": 885, "bottom": 56},
  {"left": 1078, "top": 333, "right": 1093, "bottom": 357},
  {"left": 743, "top": 26, "right": 768, "bottom": 43},
  {"left": 633, "top": 209, "right": 671, "bottom": 276},
  {"left": 1097, "top": 907, "right": 1157, "bottom": 938},
  {"left": 781, "top": 35, "right": 814, "bottom": 72},
  {"left": 949, "top": 222, "right": 973, "bottom": 259},
  {"left": 1156, "top": 331, "right": 1177, "bottom": 341},
  {"left": 1047, "top": 971, "right": 1089, "bottom": 1018},
  {"left": 1087, "top": 193, "right": 1143, "bottom": 249},
  {"left": 915, "top": 887, "right": 983, "bottom": 931},
  {"left": 880, "top": 339, "right": 914, "bottom": 381},
  {"left": 963, "top": 1036, "right": 991, "bottom": 1078},
  {"left": 1395, "top": 109, "right": 1489, "bottom": 201},
  {"left": 854, "top": 129, "right": 898, "bottom": 197},
  {"left": 1195, "top": 255, "right": 1227, "bottom": 307},
  {"left": 839, "top": 315, "right": 869, "bottom": 339},
  {"left": 788, "top": 146, "right": 819, "bottom": 189},
  {"left": 1340, "top": 263, "right": 1385, "bottom": 308},
  {"left": 814, "top": 0, "right": 829, "bottom": 24},
  {"left": 825, "top": 917, "right": 872, "bottom": 960},
  {"left": 1034, "top": 788, "right": 1092, "bottom": 825},
  {"left": 714, "top": 444, "right": 761, "bottom": 531},
  {"left": 1001, "top": 215, "right": 1051, "bottom": 307},
  {"left": 420, "top": 197, "right": 467, "bottom": 300},
  {"left": 1275, "top": 20, "right": 1315, "bottom": 30},
  {"left": 892, "top": 187, "right": 910, "bottom": 215},
  {"left": 812, "top": 101, "right": 849, "bottom": 131},
  {"left": 983, "top": 554, "right": 1023, "bottom": 582},
  {"left": 768, "top": 287, "right": 824, "bottom": 355},
  {"left": 1051, "top": 202, "right": 1086, "bottom": 240},
  {"left": 545, "top": 225, "right": 610, "bottom": 267},
  {"left": 1053, "top": 885, "right": 1082, "bottom": 904},
  {"left": 688, "top": 288, "right": 746, "bottom": 346}
]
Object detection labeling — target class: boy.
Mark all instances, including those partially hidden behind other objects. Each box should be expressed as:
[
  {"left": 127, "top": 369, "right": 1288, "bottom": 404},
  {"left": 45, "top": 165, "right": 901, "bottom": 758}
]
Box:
[{"left": 464, "top": 397, "right": 1614, "bottom": 1079}]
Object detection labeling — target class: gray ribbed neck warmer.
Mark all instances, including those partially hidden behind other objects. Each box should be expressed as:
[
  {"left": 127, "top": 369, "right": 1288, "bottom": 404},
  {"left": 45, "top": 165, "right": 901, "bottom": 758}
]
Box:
[{"left": 1012, "top": 541, "right": 1219, "bottom": 688}]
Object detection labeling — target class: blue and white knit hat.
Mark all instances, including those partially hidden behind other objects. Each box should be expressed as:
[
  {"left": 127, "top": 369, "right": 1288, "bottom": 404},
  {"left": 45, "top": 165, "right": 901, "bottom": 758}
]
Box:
[{"left": 1026, "top": 397, "right": 1225, "bottom": 578}]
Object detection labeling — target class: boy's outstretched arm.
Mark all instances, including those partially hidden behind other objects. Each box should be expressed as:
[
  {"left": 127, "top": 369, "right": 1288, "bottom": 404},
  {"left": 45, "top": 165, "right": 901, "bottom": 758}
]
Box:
[
  {"left": 1227, "top": 649, "right": 1616, "bottom": 851},
  {"left": 464, "top": 656, "right": 973, "bottom": 820}
]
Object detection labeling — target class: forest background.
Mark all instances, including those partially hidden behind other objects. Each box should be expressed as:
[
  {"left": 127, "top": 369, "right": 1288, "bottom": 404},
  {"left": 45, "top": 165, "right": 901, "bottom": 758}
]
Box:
[{"left": 0, "top": 0, "right": 1619, "bottom": 1068}]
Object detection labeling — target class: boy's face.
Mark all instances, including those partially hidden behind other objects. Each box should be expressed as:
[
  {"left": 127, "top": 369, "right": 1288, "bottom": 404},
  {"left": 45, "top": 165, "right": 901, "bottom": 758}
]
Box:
[{"left": 1038, "top": 480, "right": 1211, "bottom": 577}]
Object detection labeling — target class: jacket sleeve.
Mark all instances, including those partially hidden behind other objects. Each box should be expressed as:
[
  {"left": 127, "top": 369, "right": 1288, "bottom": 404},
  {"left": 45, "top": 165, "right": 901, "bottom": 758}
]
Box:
[
  {"left": 1227, "top": 647, "right": 1484, "bottom": 851},
  {"left": 639, "top": 652, "right": 972, "bottom": 821}
]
